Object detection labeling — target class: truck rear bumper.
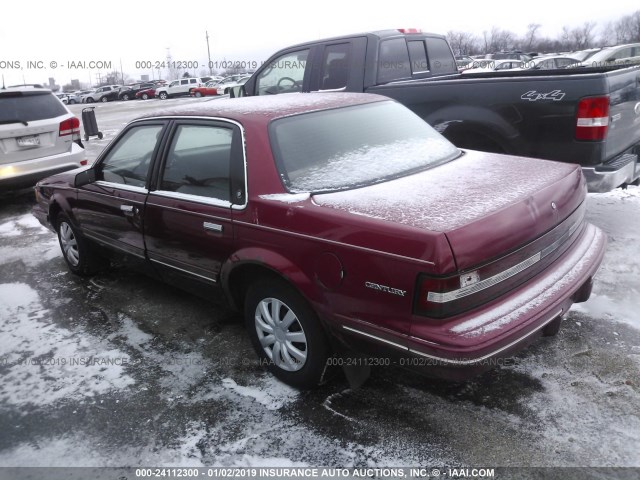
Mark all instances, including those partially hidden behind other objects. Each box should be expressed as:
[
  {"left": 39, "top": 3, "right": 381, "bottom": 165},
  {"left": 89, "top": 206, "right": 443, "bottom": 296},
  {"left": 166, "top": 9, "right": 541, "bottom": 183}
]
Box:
[{"left": 583, "top": 152, "right": 639, "bottom": 193}]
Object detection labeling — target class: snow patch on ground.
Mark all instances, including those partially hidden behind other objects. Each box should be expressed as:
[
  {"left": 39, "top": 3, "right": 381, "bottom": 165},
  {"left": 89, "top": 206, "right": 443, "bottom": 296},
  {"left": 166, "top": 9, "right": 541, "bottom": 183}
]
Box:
[
  {"left": 0, "top": 283, "right": 135, "bottom": 409},
  {"left": 220, "top": 377, "right": 299, "bottom": 410},
  {"left": 572, "top": 293, "right": 639, "bottom": 330}
]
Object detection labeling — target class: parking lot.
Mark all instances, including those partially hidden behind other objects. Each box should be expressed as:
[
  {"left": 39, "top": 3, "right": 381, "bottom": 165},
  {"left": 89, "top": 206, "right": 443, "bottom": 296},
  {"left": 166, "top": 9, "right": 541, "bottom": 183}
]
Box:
[{"left": 1, "top": 98, "right": 639, "bottom": 473}]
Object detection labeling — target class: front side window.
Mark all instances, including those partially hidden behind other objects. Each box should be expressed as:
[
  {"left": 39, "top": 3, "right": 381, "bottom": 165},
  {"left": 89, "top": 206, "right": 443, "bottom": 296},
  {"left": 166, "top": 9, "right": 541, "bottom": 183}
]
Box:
[
  {"left": 256, "top": 49, "right": 309, "bottom": 95},
  {"left": 160, "top": 124, "right": 233, "bottom": 201},
  {"left": 100, "top": 125, "right": 163, "bottom": 187},
  {"left": 270, "top": 101, "right": 460, "bottom": 193}
]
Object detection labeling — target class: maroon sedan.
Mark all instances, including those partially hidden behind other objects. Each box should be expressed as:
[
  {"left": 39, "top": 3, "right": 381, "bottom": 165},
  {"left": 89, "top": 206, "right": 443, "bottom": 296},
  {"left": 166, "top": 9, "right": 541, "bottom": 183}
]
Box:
[
  {"left": 32, "top": 93, "right": 606, "bottom": 388},
  {"left": 135, "top": 87, "right": 156, "bottom": 100}
]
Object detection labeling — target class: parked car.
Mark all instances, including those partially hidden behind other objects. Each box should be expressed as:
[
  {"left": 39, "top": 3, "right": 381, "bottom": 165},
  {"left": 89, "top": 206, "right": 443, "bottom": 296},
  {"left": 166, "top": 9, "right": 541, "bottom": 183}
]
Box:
[
  {"left": 33, "top": 93, "right": 605, "bottom": 388},
  {"left": 520, "top": 55, "right": 580, "bottom": 70},
  {"left": 455, "top": 55, "right": 474, "bottom": 70},
  {"left": 81, "top": 85, "right": 121, "bottom": 103},
  {"left": 190, "top": 81, "right": 220, "bottom": 97},
  {"left": 578, "top": 43, "right": 640, "bottom": 67},
  {"left": 570, "top": 48, "right": 602, "bottom": 62},
  {"left": 233, "top": 29, "right": 640, "bottom": 192},
  {"left": 135, "top": 86, "right": 158, "bottom": 100},
  {"left": 119, "top": 83, "right": 156, "bottom": 100},
  {"left": 55, "top": 93, "right": 70, "bottom": 104},
  {"left": 156, "top": 77, "right": 209, "bottom": 99},
  {"left": 0, "top": 85, "right": 87, "bottom": 189},
  {"left": 214, "top": 75, "right": 251, "bottom": 95},
  {"left": 485, "top": 51, "right": 532, "bottom": 62}
]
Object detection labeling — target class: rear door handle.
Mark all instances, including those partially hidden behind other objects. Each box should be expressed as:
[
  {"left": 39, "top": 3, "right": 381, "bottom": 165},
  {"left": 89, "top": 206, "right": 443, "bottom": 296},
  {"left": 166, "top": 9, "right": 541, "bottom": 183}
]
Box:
[
  {"left": 203, "top": 222, "right": 223, "bottom": 232},
  {"left": 120, "top": 205, "right": 136, "bottom": 216}
]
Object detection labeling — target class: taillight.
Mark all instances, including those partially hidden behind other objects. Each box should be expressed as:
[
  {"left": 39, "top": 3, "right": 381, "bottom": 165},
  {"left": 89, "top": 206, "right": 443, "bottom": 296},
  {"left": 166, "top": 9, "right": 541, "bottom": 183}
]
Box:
[
  {"left": 80, "top": 160, "right": 88, "bottom": 166},
  {"left": 59, "top": 117, "right": 80, "bottom": 136},
  {"left": 414, "top": 274, "right": 462, "bottom": 318},
  {"left": 576, "top": 96, "right": 609, "bottom": 141},
  {"left": 398, "top": 28, "right": 422, "bottom": 34}
]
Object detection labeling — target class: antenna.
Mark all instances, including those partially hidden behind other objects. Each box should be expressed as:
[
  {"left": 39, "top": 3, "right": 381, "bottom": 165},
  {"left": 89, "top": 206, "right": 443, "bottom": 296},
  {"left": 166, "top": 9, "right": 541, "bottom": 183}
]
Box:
[{"left": 1, "top": 74, "right": 5, "bottom": 89}]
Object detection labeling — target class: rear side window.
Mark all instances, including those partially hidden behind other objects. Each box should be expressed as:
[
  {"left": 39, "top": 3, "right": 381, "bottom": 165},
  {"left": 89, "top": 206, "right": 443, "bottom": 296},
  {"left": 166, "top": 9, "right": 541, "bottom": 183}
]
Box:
[
  {"left": 378, "top": 38, "right": 411, "bottom": 83},
  {"left": 425, "top": 37, "right": 457, "bottom": 74},
  {"left": 160, "top": 125, "right": 233, "bottom": 201},
  {"left": 408, "top": 40, "right": 429, "bottom": 73},
  {"left": 0, "top": 91, "right": 68, "bottom": 123},
  {"left": 320, "top": 43, "right": 351, "bottom": 90}
]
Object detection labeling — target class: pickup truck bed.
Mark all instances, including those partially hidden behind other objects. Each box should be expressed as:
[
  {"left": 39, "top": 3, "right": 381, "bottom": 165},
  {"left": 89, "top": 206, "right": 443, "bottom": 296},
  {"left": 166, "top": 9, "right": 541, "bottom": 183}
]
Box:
[{"left": 238, "top": 30, "right": 640, "bottom": 192}]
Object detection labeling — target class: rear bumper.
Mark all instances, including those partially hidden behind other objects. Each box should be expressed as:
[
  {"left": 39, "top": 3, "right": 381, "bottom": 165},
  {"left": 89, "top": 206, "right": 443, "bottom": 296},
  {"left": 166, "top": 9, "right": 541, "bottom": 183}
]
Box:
[
  {"left": 583, "top": 151, "right": 639, "bottom": 193},
  {"left": 337, "top": 223, "right": 606, "bottom": 380},
  {"left": 0, "top": 143, "right": 85, "bottom": 189}
]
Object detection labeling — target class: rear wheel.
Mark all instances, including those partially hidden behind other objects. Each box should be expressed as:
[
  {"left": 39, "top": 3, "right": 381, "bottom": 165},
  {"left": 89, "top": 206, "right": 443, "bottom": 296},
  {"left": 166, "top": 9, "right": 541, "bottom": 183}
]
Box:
[
  {"left": 122, "top": 94, "right": 130, "bottom": 100},
  {"left": 100, "top": 96, "right": 108, "bottom": 103},
  {"left": 57, "top": 214, "right": 107, "bottom": 276},
  {"left": 85, "top": 98, "right": 94, "bottom": 103},
  {"left": 194, "top": 91, "right": 202, "bottom": 97},
  {"left": 245, "top": 279, "right": 329, "bottom": 389}
]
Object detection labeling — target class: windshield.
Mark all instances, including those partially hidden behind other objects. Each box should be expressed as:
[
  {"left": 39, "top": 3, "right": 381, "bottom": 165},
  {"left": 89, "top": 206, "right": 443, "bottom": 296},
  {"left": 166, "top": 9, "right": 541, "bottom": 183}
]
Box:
[{"left": 270, "top": 101, "right": 460, "bottom": 193}]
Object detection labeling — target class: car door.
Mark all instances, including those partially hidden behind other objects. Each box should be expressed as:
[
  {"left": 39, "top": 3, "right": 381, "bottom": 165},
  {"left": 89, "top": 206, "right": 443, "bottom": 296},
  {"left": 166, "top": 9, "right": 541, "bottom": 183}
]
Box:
[
  {"left": 143, "top": 119, "right": 245, "bottom": 289},
  {"left": 74, "top": 121, "right": 168, "bottom": 259}
]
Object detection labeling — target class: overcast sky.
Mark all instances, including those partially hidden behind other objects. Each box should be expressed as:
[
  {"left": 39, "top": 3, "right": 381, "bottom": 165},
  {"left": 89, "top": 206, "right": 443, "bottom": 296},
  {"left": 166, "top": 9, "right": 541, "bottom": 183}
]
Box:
[{"left": 0, "top": 0, "right": 636, "bottom": 87}]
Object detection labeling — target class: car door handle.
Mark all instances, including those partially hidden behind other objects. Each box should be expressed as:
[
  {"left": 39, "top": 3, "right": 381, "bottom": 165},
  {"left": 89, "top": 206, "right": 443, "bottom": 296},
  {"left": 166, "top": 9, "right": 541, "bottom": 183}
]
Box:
[
  {"left": 203, "top": 222, "right": 223, "bottom": 233},
  {"left": 120, "top": 205, "right": 136, "bottom": 216}
]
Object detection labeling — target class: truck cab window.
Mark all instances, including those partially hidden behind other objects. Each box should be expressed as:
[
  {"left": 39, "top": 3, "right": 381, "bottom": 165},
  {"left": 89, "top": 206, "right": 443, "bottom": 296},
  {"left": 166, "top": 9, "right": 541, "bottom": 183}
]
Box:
[
  {"left": 320, "top": 43, "right": 351, "bottom": 90},
  {"left": 425, "top": 37, "right": 457, "bottom": 75},
  {"left": 256, "top": 50, "right": 309, "bottom": 95},
  {"left": 378, "top": 38, "right": 411, "bottom": 83}
]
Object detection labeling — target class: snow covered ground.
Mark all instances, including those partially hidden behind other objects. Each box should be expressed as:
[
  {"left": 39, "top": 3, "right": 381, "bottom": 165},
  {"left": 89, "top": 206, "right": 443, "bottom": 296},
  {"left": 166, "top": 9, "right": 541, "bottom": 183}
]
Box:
[{"left": 0, "top": 99, "right": 638, "bottom": 472}]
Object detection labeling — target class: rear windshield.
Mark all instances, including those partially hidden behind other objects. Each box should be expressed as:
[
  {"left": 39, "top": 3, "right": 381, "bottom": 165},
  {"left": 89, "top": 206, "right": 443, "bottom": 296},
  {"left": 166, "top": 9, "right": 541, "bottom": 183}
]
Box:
[
  {"left": 270, "top": 101, "right": 460, "bottom": 193},
  {"left": 0, "top": 91, "right": 67, "bottom": 123}
]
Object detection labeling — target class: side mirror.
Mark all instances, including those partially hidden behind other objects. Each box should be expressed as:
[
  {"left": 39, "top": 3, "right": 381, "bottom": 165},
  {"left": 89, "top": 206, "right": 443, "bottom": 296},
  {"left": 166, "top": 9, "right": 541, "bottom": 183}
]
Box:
[
  {"left": 229, "top": 85, "right": 246, "bottom": 98},
  {"left": 74, "top": 168, "right": 97, "bottom": 188}
]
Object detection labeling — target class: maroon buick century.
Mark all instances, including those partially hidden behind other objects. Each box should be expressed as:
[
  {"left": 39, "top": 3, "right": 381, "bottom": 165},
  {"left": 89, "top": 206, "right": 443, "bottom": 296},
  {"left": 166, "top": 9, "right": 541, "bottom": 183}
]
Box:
[{"left": 33, "top": 93, "right": 606, "bottom": 388}]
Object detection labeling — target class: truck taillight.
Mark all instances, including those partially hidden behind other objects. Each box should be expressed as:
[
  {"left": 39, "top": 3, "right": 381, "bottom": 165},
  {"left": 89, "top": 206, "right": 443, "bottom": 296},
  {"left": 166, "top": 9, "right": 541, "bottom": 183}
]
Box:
[
  {"left": 398, "top": 28, "right": 422, "bottom": 34},
  {"left": 576, "top": 96, "right": 609, "bottom": 141},
  {"left": 59, "top": 117, "right": 81, "bottom": 137}
]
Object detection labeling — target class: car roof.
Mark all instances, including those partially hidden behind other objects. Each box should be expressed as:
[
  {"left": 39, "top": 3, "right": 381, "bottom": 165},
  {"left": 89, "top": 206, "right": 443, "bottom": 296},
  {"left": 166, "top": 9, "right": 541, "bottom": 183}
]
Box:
[
  {"left": 139, "top": 92, "right": 389, "bottom": 126},
  {"left": 1, "top": 85, "right": 51, "bottom": 94}
]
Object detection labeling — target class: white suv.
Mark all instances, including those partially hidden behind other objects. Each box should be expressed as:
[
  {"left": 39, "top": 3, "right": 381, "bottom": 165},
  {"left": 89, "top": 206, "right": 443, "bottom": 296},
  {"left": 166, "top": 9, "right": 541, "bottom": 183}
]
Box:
[
  {"left": 156, "top": 77, "right": 208, "bottom": 99},
  {"left": 81, "top": 85, "right": 120, "bottom": 103},
  {"left": 0, "top": 86, "right": 87, "bottom": 189}
]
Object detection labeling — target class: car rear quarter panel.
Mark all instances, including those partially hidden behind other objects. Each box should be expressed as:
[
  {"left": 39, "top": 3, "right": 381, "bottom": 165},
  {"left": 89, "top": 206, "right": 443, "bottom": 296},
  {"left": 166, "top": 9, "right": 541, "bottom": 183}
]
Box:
[{"left": 229, "top": 124, "right": 455, "bottom": 338}]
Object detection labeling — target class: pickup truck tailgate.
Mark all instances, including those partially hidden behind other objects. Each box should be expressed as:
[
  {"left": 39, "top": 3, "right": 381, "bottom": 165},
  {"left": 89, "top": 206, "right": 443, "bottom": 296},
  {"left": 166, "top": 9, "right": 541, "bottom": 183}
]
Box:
[{"left": 606, "top": 68, "right": 640, "bottom": 161}]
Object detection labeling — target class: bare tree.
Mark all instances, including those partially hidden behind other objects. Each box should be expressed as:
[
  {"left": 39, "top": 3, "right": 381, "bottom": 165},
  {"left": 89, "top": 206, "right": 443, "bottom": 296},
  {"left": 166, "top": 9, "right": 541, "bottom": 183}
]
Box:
[
  {"left": 610, "top": 10, "right": 640, "bottom": 43},
  {"left": 446, "top": 30, "right": 479, "bottom": 56},
  {"left": 524, "top": 23, "right": 541, "bottom": 50},
  {"left": 483, "top": 27, "right": 517, "bottom": 53}
]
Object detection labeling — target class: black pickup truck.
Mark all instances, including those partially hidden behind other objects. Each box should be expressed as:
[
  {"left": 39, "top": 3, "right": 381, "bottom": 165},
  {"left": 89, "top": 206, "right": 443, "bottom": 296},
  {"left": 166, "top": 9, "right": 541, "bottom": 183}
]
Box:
[{"left": 233, "top": 29, "right": 640, "bottom": 192}]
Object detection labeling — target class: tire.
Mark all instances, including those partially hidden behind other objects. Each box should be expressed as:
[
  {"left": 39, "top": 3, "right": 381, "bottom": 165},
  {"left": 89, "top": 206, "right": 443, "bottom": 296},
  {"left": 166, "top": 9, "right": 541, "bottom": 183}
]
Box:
[
  {"left": 543, "top": 315, "right": 562, "bottom": 337},
  {"left": 245, "top": 279, "right": 329, "bottom": 389},
  {"left": 141, "top": 93, "right": 149, "bottom": 100},
  {"left": 194, "top": 91, "right": 202, "bottom": 98},
  {"left": 56, "top": 214, "right": 107, "bottom": 276},
  {"left": 69, "top": 99, "right": 76, "bottom": 104},
  {"left": 100, "top": 96, "right": 108, "bottom": 103},
  {"left": 85, "top": 98, "right": 94, "bottom": 103},
  {"left": 122, "top": 94, "right": 129, "bottom": 101},
  {"left": 159, "top": 92, "right": 168, "bottom": 100}
]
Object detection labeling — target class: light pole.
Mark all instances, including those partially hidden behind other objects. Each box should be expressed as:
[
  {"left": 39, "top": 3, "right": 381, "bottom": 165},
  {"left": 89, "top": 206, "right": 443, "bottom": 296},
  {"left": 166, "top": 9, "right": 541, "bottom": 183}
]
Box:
[{"left": 206, "top": 30, "right": 213, "bottom": 75}]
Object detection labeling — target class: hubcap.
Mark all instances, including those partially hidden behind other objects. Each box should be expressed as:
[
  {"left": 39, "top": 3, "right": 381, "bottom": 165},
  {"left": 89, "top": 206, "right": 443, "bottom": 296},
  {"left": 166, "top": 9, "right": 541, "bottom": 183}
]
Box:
[
  {"left": 59, "top": 222, "right": 80, "bottom": 267},
  {"left": 255, "top": 298, "right": 307, "bottom": 371}
]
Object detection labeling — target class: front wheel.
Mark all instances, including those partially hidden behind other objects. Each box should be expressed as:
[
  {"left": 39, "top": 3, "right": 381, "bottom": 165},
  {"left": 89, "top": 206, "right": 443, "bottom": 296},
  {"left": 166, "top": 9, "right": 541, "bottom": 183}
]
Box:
[
  {"left": 57, "top": 214, "right": 107, "bottom": 276},
  {"left": 158, "top": 92, "right": 168, "bottom": 100},
  {"left": 141, "top": 93, "right": 149, "bottom": 100},
  {"left": 100, "top": 96, "right": 108, "bottom": 103},
  {"left": 245, "top": 279, "right": 329, "bottom": 389},
  {"left": 194, "top": 91, "right": 202, "bottom": 97}
]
